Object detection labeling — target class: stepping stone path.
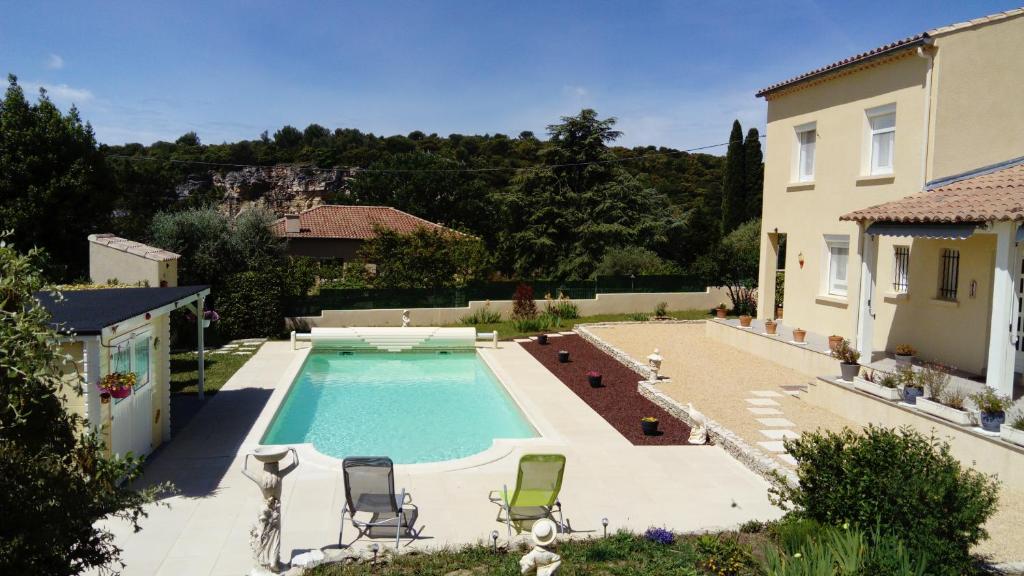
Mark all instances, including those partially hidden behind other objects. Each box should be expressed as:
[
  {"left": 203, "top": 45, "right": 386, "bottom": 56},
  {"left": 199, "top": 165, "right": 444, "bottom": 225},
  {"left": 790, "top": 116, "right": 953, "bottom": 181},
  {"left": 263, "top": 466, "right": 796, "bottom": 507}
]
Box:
[
  {"left": 748, "top": 389, "right": 801, "bottom": 468},
  {"left": 210, "top": 338, "right": 267, "bottom": 356}
]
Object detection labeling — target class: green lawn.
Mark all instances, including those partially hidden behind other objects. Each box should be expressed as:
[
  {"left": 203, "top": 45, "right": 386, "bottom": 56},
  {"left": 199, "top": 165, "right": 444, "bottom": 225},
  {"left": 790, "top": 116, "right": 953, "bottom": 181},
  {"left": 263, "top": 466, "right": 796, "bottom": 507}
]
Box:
[
  {"left": 449, "top": 308, "right": 713, "bottom": 340},
  {"left": 170, "top": 348, "right": 258, "bottom": 396}
]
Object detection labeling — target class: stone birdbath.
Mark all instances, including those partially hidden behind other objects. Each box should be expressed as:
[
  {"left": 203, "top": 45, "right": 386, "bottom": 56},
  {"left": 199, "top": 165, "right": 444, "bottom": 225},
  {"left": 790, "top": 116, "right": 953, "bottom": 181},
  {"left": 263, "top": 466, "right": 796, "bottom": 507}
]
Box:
[{"left": 243, "top": 446, "right": 299, "bottom": 575}]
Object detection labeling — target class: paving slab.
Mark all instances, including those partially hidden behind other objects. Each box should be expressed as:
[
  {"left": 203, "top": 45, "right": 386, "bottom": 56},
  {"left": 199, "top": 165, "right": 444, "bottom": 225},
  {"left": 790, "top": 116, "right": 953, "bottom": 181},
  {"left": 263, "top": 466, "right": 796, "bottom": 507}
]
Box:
[
  {"left": 757, "top": 441, "right": 787, "bottom": 453},
  {"left": 745, "top": 398, "right": 780, "bottom": 406},
  {"left": 747, "top": 407, "right": 783, "bottom": 415},
  {"left": 759, "top": 429, "right": 799, "bottom": 440},
  {"left": 756, "top": 418, "right": 796, "bottom": 428}
]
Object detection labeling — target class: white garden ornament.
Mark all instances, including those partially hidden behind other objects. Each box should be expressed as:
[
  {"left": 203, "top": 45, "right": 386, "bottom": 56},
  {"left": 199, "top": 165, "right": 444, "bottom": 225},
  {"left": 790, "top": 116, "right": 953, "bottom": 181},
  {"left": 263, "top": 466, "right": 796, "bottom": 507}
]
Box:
[
  {"left": 686, "top": 402, "right": 708, "bottom": 445},
  {"left": 646, "top": 348, "right": 663, "bottom": 380},
  {"left": 519, "top": 518, "right": 562, "bottom": 575},
  {"left": 242, "top": 446, "right": 299, "bottom": 575},
  {"left": 402, "top": 309, "right": 411, "bottom": 327}
]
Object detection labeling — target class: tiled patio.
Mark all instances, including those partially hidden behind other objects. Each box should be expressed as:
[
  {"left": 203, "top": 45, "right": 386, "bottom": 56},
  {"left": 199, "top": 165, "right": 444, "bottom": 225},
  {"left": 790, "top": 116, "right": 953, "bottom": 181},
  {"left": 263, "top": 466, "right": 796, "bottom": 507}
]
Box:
[{"left": 93, "top": 340, "right": 782, "bottom": 576}]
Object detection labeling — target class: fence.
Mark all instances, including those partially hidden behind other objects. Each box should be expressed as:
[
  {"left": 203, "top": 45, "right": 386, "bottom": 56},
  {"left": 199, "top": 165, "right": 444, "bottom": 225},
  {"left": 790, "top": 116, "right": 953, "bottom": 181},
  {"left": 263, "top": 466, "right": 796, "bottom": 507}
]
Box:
[{"left": 284, "top": 274, "right": 705, "bottom": 316}]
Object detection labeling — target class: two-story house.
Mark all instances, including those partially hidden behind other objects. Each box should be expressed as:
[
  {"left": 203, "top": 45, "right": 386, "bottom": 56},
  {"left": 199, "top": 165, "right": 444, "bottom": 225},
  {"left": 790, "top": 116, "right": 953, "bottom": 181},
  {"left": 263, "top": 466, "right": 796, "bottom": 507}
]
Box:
[{"left": 755, "top": 7, "right": 1024, "bottom": 396}]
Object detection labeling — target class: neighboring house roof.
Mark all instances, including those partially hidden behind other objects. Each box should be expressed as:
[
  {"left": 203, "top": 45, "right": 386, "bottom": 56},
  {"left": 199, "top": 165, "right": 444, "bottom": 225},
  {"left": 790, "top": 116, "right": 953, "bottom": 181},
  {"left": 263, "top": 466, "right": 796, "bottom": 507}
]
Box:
[
  {"left": 756, "top": 7, "right": 1024, "bottom": 98},
  {"left": 269, "top": 205, "right": 459, "bottom": 239},
  {"left": 88, "top": 233, "right": 180, "bottom": 262},
  {"left": 841, "top": 157, "right": 1024, "bottom": 223},
  {"left": 36, "top": 286, "right": 209, "bottom": 335}
]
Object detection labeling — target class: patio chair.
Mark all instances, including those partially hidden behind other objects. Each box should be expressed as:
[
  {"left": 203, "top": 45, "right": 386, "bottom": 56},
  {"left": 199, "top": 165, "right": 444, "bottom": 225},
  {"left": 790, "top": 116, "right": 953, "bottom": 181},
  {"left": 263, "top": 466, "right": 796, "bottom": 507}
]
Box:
[
  {"left": 339, "top": 457, "right": 418, "bottom": 550},
  {"left": 488, "top": 454, "right": 566, "bottom": 538}
]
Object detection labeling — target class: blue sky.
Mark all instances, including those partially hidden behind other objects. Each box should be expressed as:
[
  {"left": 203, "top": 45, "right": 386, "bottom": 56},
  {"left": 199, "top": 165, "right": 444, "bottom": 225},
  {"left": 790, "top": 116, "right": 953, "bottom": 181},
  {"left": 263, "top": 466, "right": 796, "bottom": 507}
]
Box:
[{"left": 1, "top": 1, "right": 1018, "bottom": 151}]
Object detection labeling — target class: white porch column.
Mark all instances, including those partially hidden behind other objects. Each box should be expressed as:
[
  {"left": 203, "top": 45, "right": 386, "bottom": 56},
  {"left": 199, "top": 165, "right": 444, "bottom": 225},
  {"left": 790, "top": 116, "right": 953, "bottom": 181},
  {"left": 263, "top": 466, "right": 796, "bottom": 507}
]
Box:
[
  {"left": 197, "top": 294, "right": 206, "bottom": 401},
  {"left": 856, "top": 225, "right": 876, "bottom": 362},
  {"left": 985, "top": 221, "right": 1016, "bottom": 397}
]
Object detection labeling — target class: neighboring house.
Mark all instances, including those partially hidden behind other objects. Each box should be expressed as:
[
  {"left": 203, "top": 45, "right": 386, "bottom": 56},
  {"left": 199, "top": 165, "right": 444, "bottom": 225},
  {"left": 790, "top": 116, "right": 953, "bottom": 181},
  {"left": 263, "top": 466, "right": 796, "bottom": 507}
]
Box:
[
  {"left": 269, "top": 205, "right": 461, "bottom": 262},
  {"left": 39, "top": 286, "right": 209, "bottom": 459},
  {"left": 89, "top": 233, "right": 180, "bottom": 287},
  {"left": 755, "top": 8, "right": 1024, "bottom": 396}
]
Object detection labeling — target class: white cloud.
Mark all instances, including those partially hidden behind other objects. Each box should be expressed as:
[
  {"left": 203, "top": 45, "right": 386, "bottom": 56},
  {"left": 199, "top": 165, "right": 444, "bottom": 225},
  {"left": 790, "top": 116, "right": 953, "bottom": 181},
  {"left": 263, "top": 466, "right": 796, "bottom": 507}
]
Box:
[
  {"left": 46, "top": 54, "right": 64, "bottom": 70},
  {"left": 23, "top": 82, "right": 94, "bottom": 104}
]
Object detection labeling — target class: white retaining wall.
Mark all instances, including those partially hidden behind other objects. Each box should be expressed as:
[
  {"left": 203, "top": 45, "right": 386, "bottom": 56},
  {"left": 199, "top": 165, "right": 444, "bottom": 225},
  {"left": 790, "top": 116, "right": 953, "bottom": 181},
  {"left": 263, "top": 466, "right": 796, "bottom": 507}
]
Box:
[{"left": 286, "top": 288, "right": 729, "bottom": 329}]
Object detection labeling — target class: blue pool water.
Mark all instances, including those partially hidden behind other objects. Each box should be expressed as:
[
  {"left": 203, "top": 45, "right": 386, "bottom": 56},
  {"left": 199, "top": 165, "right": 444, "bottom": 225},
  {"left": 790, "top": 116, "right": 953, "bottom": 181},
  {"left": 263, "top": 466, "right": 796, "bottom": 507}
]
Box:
[{"left": 262, "top": 351, "right": 536, "bottom": 463}]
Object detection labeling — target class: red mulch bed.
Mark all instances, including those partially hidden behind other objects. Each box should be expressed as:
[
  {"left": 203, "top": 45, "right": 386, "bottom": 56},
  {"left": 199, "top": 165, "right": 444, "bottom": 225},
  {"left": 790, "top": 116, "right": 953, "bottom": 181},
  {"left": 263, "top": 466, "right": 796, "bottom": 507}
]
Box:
[{"left": 521, "top": 334, "right": 690, "bottom": 445}]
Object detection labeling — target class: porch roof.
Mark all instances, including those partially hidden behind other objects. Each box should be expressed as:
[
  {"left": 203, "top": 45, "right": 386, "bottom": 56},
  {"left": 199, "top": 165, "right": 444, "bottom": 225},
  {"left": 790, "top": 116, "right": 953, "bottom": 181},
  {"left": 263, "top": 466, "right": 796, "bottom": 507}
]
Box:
[
  {"left": 36, "top": 285, "right": 209, "bottom": 335},
  {"left": 840, "top": 157, "right": 1024, "bottom": 223}
]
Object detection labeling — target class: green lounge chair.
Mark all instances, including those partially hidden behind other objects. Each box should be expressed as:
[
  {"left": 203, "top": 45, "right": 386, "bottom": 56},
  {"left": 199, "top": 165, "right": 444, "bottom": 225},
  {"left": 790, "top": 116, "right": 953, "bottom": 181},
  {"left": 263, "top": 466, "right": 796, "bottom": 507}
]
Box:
[{"left": 488, "top": 454, "right": 566, "bottom": 538}]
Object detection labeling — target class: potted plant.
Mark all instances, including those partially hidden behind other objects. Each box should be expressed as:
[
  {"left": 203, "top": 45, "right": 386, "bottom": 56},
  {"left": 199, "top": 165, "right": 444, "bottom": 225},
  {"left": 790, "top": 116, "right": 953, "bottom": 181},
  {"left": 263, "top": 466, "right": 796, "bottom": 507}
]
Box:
[
  {"left": 827, "top": 334, "right": 843, "bottom": 352},
  {"left": 830, "top": 338, "right": 860, "bottom": 381},
  {"left": 99, "top": 371, "right": 136, "bottom": 399},
  {"left": 915, "top": 365, "right": 973, "bottom": 426},
  {"left": 897, "top": 366, "right": 923, "bottom": 405},
  {"left": 653, "top": 301, "right": 669, "bottom": 320},
  {"left": 764, "top": 319, "right": 778, "bottom": 335},
  {"left": 537, "top": 333, "right": 548, "bottom": 345},
  {"left": 1001, "top": 414, "right": 1024, "bottom": 447},
  {"left": 854, "top": 369, "right": 902, "bottom": 401},
  {"left": 715, "top": 303, "right": 727, "bottom": 319},
  {"left": 202, "top": 309, "right": 220, "bottom": 328},
  {"left": 792, "top": 328, "right": 807, "bottom": 343},
  {"left": 587, "top": 370, "right": 603, "bottom": 387},
  {"left": 641, "top": 416, "right": 659, "bottom": 435},
  {"left": 972, "top": 389, "right": 1011, "bottom": 432},
  {"left": 894, "top": 344, "right": 917, "bottom": 365},
  {"left": 739, "top": 314, "right": 753, "bottom": 328},
  {"left": 558, "top": 350, "right": 570, "bottom": 363}
]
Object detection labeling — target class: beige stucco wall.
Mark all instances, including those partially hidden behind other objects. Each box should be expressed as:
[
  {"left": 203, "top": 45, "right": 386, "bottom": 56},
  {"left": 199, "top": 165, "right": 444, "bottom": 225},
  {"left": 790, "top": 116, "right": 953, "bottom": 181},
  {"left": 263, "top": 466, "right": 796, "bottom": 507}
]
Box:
[
  {"left": 89, "top": 242, "right": 178, "bottom": 287},
  {"left": 287, "top": 288, "right": 729, "bottom": 329},
  {"left": 758, "top": 52, "right": 929, "bottom": 340},
  {"left": 929, "top": 13, "right": 1024, "bottom": 180},
  {"left": 58, "top": 341, "right": 87, "bottom": 420}
]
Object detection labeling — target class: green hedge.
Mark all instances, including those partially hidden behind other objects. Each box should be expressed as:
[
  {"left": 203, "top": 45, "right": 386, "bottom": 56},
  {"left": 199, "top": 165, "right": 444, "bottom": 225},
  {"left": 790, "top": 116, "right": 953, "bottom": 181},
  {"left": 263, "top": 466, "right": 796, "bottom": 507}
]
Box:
[{"left": 217, "top": 269, "right": 284, "bottom": 339}]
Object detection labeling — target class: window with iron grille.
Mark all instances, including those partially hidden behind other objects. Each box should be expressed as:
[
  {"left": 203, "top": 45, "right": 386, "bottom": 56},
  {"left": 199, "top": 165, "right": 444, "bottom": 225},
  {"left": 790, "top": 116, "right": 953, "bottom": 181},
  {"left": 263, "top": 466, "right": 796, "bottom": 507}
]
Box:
[
  {"left": 938, "top": 248, "right": 959, "bottom": 300},
  {"left": 893, "top": 246, "right": 909, "bottom": 293}
]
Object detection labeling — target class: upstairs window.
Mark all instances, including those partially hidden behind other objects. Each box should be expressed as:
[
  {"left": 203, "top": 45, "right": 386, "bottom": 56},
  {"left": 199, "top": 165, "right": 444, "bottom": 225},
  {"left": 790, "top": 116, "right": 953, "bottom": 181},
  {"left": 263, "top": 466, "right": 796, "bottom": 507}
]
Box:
[
  {"left": 795, "top": 123, "right": 816, "bottom": 182},
  {"left": 824, "top": 235, "right": 849, "bottom": 297},
  {"left": 867, "top": 105, "right": 896, "bottom": 175}
]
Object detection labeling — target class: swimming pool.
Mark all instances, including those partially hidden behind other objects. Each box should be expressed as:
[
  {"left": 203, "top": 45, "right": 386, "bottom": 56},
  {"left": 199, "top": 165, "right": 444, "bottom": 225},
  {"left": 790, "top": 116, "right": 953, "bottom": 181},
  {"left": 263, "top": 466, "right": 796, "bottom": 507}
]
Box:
[{"left": 262, "top": 350, "right": 537, "bottom": 463}]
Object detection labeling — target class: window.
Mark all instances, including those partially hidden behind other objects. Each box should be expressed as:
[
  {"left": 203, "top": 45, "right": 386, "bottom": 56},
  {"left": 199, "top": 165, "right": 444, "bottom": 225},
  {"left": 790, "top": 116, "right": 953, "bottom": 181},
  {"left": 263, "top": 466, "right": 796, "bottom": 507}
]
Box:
[
  {"left": 132, "top": 334, "right": 151, "bottom": 389},
  {"left": 893, "top": 246, "right": 910, "bottom": 293},
  {"left": 867, "top": 105, "right": 895, "bottom": 175},
  {"left": 939, "top": 248, "right": 960, "bottom": 300},
  {"left": 825, "top": 235, "right": 850, "bottom": 297},
  {"left": 795, "top": 123, "right": 816, "bottom": 182}
]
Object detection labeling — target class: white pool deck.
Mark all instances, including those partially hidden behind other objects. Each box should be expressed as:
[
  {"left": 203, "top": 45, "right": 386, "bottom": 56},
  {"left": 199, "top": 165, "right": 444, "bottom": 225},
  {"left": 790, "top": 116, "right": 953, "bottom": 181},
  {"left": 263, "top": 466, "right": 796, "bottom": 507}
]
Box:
[{"left": 97, "top": 340, "right": 781, "bottom": 576}]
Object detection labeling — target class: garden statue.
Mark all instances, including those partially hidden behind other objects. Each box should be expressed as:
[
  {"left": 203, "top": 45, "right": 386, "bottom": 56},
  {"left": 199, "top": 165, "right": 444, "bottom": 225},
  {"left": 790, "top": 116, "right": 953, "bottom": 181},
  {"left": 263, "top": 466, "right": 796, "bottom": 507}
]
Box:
[
  {"left": 646, "top": 348, "right": 663, "bottom": 381},
  {"left": 519, "top": 518, "right": 562, "bottom": 575},
  {"left": 402, "top": 309, "right": 411, "bottom": 327},
  {"left": 686, "top": 403, "right": 708, "bottom": 445},
  {"left": 242, "top": 446, "right": 299, "bottom": 575}
]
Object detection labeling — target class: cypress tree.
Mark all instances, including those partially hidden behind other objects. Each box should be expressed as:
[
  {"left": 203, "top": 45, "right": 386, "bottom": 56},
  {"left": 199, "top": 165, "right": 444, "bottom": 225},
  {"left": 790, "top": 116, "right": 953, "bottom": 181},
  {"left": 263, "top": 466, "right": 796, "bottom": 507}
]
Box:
[
  {"left": 720, "top": 120, "right": 746, "bottom": 233},
  {"left": 743, "top": 127, "right": 764, "bottom": 221}
]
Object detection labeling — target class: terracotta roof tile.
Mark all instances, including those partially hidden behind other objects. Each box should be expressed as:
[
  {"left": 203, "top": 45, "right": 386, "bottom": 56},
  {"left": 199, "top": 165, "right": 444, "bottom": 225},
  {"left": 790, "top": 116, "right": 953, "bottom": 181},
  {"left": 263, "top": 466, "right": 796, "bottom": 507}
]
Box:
[
  {"left": 269, "top": 205, "right": 459, "bottom": 239},
  {"left": 87, "top": 234, "right": 180, "bottom": 262},
  {"left": 841, "top": 159, "right": 1024, "bottom": 223}
]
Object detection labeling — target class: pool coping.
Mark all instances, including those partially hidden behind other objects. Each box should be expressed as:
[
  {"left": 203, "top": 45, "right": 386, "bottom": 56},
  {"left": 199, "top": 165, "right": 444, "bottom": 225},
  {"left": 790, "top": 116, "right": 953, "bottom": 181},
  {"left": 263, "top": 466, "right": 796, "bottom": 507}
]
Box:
[{"left": 252, "top": 342, "right": 558, "bottom": 474}]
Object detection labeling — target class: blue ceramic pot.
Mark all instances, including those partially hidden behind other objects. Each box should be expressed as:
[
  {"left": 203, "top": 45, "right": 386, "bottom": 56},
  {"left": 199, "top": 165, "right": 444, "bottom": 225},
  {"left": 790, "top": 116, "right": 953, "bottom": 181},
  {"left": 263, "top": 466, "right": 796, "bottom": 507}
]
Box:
[
  {"left": 903, "top": 386, "right": 923, "bottom": 405},
  {"left": 979, "top": 411, "right": 1006, "bottom": 433}
]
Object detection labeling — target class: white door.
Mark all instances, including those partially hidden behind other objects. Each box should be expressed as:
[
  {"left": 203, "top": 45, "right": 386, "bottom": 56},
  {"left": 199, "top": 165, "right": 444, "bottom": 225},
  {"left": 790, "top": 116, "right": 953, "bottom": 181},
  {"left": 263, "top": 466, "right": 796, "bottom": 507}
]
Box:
[
  {"left": 1016, "top": 249, "right": 1024, "bottom": 371},
  {"left": 109, "top": 331, "right": 155, "bottom": 458}
]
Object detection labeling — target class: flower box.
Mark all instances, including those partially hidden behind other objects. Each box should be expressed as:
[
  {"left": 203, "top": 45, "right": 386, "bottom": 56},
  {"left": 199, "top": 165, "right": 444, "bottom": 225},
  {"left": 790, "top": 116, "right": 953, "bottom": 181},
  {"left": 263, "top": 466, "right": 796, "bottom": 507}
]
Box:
[
  {"left": 853, "top": 377, "right": 901, "bottom": 401},
  {"left": 915, "top": 397, "right": 973, "bottom": 426},
  {"left": 1000, "top": 424, "right": 1024, "bottom": 448}
]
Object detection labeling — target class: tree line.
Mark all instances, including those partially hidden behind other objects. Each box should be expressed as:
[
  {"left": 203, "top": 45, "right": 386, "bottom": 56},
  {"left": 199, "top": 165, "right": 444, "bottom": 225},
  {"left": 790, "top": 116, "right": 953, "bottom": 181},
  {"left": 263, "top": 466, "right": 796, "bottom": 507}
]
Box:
[{"left": 1, "top": 75, "right": 763, "bottom": 285}]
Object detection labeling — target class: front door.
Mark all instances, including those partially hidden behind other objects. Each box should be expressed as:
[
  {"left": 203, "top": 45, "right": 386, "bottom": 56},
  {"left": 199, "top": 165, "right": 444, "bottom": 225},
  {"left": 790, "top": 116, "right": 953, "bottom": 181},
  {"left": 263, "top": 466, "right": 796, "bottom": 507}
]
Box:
[
  {"left": 109, "top": 331, "right": 154, "bottom": 458},
  {"left": 1015, "top": 249, "right": 1024, "bottom": 371}
]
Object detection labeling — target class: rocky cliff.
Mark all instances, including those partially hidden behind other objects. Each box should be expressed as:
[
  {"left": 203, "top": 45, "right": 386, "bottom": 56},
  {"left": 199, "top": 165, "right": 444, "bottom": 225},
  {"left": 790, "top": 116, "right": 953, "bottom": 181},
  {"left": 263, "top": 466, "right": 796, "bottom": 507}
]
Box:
[{"left": 175, "top": 165, "right": 353, "bottom": 216}]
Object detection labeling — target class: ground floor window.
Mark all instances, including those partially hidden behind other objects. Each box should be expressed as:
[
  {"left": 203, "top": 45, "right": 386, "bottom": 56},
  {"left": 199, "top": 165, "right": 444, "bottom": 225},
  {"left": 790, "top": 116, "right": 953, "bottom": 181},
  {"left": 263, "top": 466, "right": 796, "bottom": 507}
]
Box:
[
  {"left": 110, "top": 331, "right": 152, "bottom": 401},
  {"left": 824, "top": 235, "right": 849, "bottom": 297},
  {"left": 939, "top": 248, "right": 960, "bottom": 300},
  {"left": 893, "top": 245, "right": 910, "bottom": 293}
]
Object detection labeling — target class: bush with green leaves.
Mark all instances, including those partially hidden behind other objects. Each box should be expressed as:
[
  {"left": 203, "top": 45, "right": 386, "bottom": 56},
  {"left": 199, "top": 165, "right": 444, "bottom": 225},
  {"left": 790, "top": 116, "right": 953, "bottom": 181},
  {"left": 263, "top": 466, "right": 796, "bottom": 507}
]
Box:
[
  {"left": 594, "top": 245, "right": 681, "bottom": 276},
  {"left": 357, "top": 226, "right": 492, "bottom": 289},
  {"left": 459, "top": 302, "right": 503, "bottom": 325},
  {"left": 762, "top": 522, "right": 928, "bottom": 576},
  {"left": 693, "top": 218, "right": 760, "bottom": 316},
  {"left": 771, "top": 425, "right": 999, "bottom": 574},
  {"left": 544, "top": 294, "right": 580, "bottom": 320},
  {"left": 217, "top": 268, "right": 285, "bottom": 339},
  {"left": 0, "top": 238, "right": 165, "bottom": 574}
]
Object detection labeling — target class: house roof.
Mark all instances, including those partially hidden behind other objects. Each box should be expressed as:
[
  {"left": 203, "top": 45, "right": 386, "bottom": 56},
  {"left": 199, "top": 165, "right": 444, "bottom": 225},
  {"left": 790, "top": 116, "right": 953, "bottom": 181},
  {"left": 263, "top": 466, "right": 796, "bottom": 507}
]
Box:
[
  {"left": 840, "top": 157, "right": 1024, "bottom": 223},
  {"left": 269, "top": 205, "right": 458, "bottom": 240},
  {"left": 36, "top": 286, "right": 209, "bottom": 335},
  {"left": 88, "top": 234, "right": 180, "bottom": 262},
  {"left": 756, "top": 7, "right": 1024, "bottom": 98}
]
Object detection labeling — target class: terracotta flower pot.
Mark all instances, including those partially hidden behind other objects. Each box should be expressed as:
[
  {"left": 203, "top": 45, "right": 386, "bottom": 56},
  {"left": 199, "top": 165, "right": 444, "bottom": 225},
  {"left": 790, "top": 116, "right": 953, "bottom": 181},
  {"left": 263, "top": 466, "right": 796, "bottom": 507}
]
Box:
[
  {"left": 106, "top": 387, "right": 131, "bottom": 399},
  {"left": 715, "top": 308, "right": 727, "bottom": 319},
  {"left": 765, "top": 322, "right": 777, "bottom": 335},
  {"left": 739, "top": 315, "right": 752, "bottom": 327},
  {"left": 792, "top": 329, "right": 807, "bottom": 343},
  {"left": 828, "top": 335, "right": 843, "bottom": 352}
]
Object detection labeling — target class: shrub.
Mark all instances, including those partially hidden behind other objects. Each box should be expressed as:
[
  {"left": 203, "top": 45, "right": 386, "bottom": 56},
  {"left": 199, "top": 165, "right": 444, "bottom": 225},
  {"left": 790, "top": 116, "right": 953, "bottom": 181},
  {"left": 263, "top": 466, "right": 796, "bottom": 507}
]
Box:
[
  {"left": 693, "top": 534, "right": 758, "bottom": 576},
  {"left": 544, "top": 293, "right": 579, "bottom": 320},
  {"left": 971, "top": 388, "right": 1012, "bottom": 414},
  {"left": 511, "top": 283, "right": 538, "bottom": 320},
  {"left": 217, "top": 268, "right": 285, "bottom": 339},
  {"left": 829, "top": 338, "right": 860, "bottom": 364},
  {"left": 460, "top": 302, "right": 503, "bottom": 325},
  {"left": 769, "top": 516, "right": 821, "bottom": 554},
  {"left": 761, "top": 523, "right": 928, "bottom": 576},
  {"left": 895, "top": 343, "right": 917, "bottom": 356},
  {"left": 654, "top": 301, "right": 669, "bottom": 317},
  {"left": 511, "top": 314, "right": 554, "bottom": 334},
  {"left": 771, "top": 425, "right": 1000, "bottom": 574},
  {"left": 1012, "top": 414, "right": 1024, "bottom": 431},
  {"left": 918, "top": 364, "right": 950, "bottom": 401},
  {"left": 643, "top": 527, "right": 675, "bottom": 545},
  {"left": 628, "top": 312, "right": 650, "bottom": 322},
  {"left": 594, "top": 246, "right": 681, "bottom": 276},
  {"left": 941, "top": 387, "right": 967, "bottom": 410}
]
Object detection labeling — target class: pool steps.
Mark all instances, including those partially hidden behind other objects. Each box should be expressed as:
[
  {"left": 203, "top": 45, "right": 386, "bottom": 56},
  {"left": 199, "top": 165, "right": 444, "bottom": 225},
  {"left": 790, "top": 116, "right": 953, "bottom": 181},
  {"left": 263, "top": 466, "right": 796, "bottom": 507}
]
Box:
[{"left": 291, "top": 327, "right": 496, "bottom": 351}]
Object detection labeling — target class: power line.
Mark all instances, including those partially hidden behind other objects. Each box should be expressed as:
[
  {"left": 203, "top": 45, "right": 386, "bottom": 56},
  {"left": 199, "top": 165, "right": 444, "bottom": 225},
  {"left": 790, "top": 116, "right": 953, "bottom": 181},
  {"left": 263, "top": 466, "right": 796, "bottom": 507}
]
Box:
[{"left": 103, "top": 134, "right": 764, "bottom": 175}]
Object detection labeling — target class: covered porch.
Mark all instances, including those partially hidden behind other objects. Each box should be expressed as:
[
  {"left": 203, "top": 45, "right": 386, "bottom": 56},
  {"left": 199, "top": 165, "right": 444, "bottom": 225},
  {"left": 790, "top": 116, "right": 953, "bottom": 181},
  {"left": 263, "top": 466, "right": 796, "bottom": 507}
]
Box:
[{"left": 841, "top": 157, "right": 1024, "bottom": 399}]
